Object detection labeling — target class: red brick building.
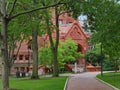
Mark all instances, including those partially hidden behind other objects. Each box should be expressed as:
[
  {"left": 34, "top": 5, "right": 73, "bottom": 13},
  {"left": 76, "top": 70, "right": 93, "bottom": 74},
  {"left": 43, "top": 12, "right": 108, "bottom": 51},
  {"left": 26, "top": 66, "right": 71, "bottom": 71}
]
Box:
[{"left": 0, "top": 13, "right": 100, "bottom": 74}]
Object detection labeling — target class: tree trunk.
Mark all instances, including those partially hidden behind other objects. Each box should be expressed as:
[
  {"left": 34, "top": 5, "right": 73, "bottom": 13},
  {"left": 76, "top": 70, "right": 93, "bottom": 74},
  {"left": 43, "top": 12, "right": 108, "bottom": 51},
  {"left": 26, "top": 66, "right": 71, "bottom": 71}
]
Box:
[
  {"left": 52, "top": 6, "right": 59, "bottom": 77},
  {"left": 1, "top": 0, "right": 10, "bottom": 89},
  {"left": 100, "top": 42, "right": 103, "bottom": 77},
  {"left": 44, "top": 7, "right": 59, "bottom": 77},
  {"left": 115, "top": 59, "right": 117, "bottom": 72},
  {"left": 31, "top": 27, "right": 39, "bottom": 79},
  {"left": 8, "top": 66, "right": 11, "bottom": 76},
  {"left": 52, "top": 47, "right": 59, "bottom": 77}
]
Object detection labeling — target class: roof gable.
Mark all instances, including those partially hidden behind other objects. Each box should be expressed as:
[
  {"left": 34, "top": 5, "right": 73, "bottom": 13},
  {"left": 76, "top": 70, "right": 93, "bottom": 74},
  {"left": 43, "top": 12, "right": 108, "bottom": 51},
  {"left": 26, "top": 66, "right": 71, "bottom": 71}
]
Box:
[{"left": 65, "top": 21, "right": 87, "bottom": 40}]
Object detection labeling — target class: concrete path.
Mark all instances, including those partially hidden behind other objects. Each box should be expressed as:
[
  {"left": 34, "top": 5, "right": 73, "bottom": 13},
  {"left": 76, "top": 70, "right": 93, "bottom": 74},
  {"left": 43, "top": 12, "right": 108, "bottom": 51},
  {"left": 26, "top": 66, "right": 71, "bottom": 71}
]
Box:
[{"left": 66, "top": 72, "right": 116, "bottom": 90}]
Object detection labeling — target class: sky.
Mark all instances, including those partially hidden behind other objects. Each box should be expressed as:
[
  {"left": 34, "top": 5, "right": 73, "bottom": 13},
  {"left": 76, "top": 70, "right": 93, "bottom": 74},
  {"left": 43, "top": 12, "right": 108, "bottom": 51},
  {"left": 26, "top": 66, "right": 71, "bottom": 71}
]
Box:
[{"left": 78, "top": 15, "right": 87, "bottom": 27}]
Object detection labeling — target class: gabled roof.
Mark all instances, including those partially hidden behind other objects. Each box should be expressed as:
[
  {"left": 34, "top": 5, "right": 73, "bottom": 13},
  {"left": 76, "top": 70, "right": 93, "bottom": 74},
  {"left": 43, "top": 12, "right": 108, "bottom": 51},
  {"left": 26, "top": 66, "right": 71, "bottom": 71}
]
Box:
[{"left": 59, "top": 20, "right": 88, "bottom": 40}]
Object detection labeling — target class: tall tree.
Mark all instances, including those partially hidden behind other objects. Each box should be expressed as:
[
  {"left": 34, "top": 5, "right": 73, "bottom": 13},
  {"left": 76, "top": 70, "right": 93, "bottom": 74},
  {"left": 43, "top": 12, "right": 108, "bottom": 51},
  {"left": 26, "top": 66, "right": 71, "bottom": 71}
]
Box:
[
  {"left": 0, "top": 0, "right": 69, "bottom": 89},
  {"left": 30, "top": 0, "right": 40, "bottom": 79},
  {"left": 42, "top": 0, "right": 82, "bottom": 77},
  {"left": 7, "top": 15, "right": 31, "bottom": 75},
  {"left": 1, "top": 0, "right": 9, "bottom": 89},
  {"left": 81, "top": 0, "right": 120, "bottom": 76}
]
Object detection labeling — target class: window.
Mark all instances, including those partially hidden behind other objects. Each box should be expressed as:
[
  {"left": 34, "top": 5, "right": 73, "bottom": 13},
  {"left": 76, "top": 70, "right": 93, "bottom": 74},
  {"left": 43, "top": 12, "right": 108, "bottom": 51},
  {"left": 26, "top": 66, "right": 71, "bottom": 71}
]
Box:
[
  {"left": 19, "top": 55, "right": 23, "bottom": 60},
  {"left": 25, "top": 55, "right": 29, "bottom": 60},
  {"left": 28, "top": 45, "right": 32, "bottom": 50},
  {"left": 14, "top": 67, "right": 19, "bottom": 70},
  {"left": 13, "top": 54, "right": 17, "bottom": 60}
]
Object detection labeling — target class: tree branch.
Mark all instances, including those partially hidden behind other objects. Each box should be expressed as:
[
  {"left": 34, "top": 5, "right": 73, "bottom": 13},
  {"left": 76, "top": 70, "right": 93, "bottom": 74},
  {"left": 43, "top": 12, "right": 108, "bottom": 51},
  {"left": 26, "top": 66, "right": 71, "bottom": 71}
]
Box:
[
  {"left": 11, "top": 34, "right": 25, "bottom": 65},
  {"left": 9, "top": 2, "right": 66, "bottom": 20},
  {"left": 8, "top": 0, "right": 17, "bottom": 17}
]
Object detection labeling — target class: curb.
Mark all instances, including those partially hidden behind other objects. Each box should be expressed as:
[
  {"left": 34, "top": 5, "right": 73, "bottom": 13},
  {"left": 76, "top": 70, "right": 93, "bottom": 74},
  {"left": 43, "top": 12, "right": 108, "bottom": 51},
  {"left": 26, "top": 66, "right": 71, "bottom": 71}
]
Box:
[
  {"left": 96, "top": 77, "right": 119, "bottom": 90},
  {"left": 64, "top": 77, "right": 71, "bottom": 90}
]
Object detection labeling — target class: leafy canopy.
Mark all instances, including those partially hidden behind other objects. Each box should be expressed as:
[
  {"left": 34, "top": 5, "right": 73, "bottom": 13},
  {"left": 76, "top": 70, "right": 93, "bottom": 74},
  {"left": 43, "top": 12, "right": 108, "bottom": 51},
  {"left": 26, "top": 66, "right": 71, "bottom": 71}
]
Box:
[{"left": 38, "top": 39, "right": 82, "bottom": 68}]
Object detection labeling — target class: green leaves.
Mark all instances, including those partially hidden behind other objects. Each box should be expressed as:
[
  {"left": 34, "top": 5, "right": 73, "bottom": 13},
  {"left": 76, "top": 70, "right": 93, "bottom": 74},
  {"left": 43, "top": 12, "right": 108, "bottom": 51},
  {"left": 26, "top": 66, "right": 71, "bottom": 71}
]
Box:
[
  {"left": 38, "top": 39, "right": 82, "bottom": 68},
  {"left": 59, "top": 39, "right": 82, "bottom": 62},
  {"left": 82, "top": 0, "right": 120, "bottom": 58},
  {"left": 85, "top": 44, "right": 101, "bottom": 66},
  {"left": 38, "top": 47, "right": 52, "bottom": 65}
]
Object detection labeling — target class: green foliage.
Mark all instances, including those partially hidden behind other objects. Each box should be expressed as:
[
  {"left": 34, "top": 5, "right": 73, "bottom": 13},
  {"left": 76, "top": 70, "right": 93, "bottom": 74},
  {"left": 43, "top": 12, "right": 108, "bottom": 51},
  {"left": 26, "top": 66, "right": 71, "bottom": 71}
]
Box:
[
  {"left": 85, "top": 44, "right": 101, "bottom": 66},
  {"left": 81, "top": 0, "right": 120, "bottom": 62},
  {"left": 8, "top": 15, "right": 31, "bottom": 39},
  {"left": 103, "top": 54, "right": 120, "bottom": 71},
  {"left": 103, "top": 59, "right": 116, "bottom": 71},
  {"left": 38, "top": 39, "right": 82, "bottom": 68},
  {"left": 38, "top": 47, "right": 52, "bottom": 66},
  {"left": 59, "top": 39, "right": 82, "bottom": 62}
]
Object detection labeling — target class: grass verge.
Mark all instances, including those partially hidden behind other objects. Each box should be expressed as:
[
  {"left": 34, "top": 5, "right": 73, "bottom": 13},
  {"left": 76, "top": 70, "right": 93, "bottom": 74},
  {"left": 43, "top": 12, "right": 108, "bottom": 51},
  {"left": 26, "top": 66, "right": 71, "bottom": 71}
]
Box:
[
  {"left": 96, "top": 72, "right": 120, "bottom": 89},
  {"left": 0, "top": 76, "right": 67, "bottom": 90}
]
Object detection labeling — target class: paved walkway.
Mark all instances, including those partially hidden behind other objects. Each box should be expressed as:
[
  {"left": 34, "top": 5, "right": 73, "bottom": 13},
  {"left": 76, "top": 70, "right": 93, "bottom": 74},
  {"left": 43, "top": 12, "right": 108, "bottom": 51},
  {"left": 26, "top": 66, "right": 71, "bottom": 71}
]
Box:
[{"left": 66, "top": 72, "right": 116, "bottom": 90}]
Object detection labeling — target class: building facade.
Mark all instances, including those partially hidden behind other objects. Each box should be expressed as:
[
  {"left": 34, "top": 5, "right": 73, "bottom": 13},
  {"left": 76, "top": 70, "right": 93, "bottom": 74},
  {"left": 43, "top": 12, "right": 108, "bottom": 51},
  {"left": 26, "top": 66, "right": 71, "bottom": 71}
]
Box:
[{"left": 0, "top": 13, "right": 100, "bottom": 74}]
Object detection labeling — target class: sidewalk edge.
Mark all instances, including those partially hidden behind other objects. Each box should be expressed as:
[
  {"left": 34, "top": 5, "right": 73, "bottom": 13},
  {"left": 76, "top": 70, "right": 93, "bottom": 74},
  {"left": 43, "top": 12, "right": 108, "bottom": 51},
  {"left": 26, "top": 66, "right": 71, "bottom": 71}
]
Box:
[
  {"left": 96, "top": 77, "right": 119, "bottom": 90},
  {"left": 64, "top": 77, "right": 71, "bottom": 90}
]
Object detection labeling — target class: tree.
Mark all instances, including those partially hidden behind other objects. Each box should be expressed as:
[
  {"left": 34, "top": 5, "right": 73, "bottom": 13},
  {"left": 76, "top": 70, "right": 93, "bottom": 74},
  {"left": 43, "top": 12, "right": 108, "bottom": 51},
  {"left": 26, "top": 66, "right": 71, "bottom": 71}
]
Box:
[
  {"left": 0, "top": 0, "right": 70, "bottom": 89},
  {"left": 38, "top": 39, "right": 82, "bottom": 72},
  {"left": 59, "top": 39, "right": 82, "bottom": 63},
  {"left": 85, "top": 44, "right": 101, "bottom": 66},
  {"left": 42, "top": 0, "right": 83, "bottom": 77},
  {"left": 39, "top": 46, "right": 52, "bottom": 66},
  {"left": 30, "top": 0, "right": 41, "bottom": 79},
  {"left": 7, "top": 15, "right": 31, "bottom": 75},
  {"left": 80, "top": 0, "right": 120, "bottom": 76},
  {"left": 83, "top": 0, "right": 120, "bottom": 56},
  {"left": 1, "top": 0, "right": 11, "bottom": 89}
]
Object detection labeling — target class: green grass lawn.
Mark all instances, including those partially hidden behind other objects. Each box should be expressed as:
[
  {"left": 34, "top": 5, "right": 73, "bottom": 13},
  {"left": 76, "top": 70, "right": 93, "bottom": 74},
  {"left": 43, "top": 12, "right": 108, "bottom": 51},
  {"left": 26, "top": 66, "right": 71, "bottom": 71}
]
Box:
[
  {"left": 97, "top": 72, "right": 120, "bottom": 89},
  {"left": 0, "top": 76, "right": 67, "bottom": 90}
]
